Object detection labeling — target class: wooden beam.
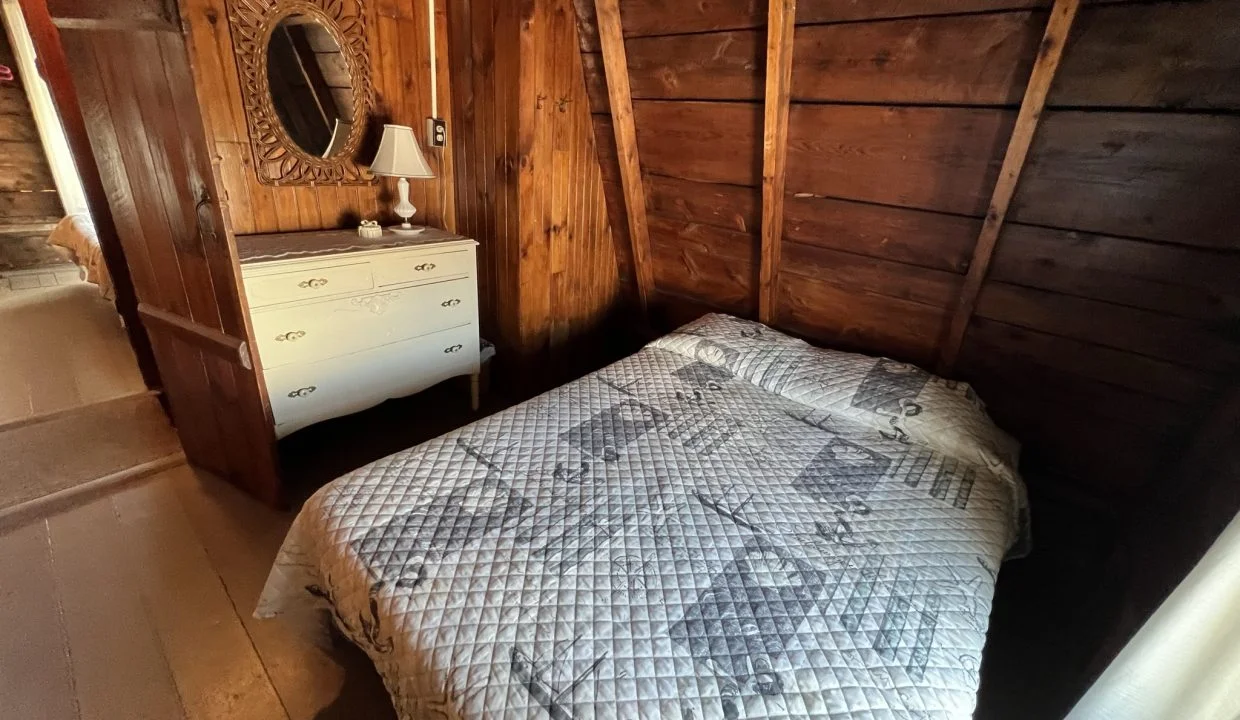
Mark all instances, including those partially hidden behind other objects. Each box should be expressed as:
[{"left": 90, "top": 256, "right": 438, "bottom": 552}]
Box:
[
  {"left": 937, "top": 0, "right": 1081, "bottom": 373},
  {"left": 137, "top": 303, "right": 253, "bottom": 370},
  {"left": 594, "top": 0, "right": 655, "bottom": 313},
  {"left": 757, "top": 0, "right": 796, "bottom": 324}
]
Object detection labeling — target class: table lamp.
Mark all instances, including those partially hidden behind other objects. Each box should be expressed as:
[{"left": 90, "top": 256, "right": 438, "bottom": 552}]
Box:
[{"left": 370, "top": 123, "right": 435, "bottom": 235}]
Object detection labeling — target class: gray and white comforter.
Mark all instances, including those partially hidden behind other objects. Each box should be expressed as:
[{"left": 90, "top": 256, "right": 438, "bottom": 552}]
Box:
[{"left": 257, "top": 314, "right": 1027, "bottom": 719}]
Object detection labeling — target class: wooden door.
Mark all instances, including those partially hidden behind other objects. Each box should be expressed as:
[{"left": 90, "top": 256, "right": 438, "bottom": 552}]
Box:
[{"left": 21, "top": 0, "right": 281, "bottom": 504}]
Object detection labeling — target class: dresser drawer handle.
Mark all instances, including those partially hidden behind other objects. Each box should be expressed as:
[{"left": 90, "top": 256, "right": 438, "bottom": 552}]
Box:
[
  {"left": 275, "top": 330, "right": 306, "bottom": 342},
  {"left": 298, "top": 278, "right": 329, "bottom": 289},
  {"left": 440, "top": 298, "right": 461, "bottom": 307},
  {"left": 443, "top": 344, "right": 463, "bottom": 354},
  {"left": 287, "top": 386, "right": 317, "bottom": 398},
  {"left": 414, "top": 262, "right": 437, "bottom": 272}
]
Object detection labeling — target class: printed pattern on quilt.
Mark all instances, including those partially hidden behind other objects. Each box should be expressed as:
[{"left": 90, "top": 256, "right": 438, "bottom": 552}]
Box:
[{"left": 257, "top": 314, "right": 1026, "bottom": 720}]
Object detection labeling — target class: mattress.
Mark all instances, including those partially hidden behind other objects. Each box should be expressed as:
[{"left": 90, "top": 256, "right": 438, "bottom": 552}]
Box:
[{"left": 257, "top": 313, "right": 1027, "bottom": 719}]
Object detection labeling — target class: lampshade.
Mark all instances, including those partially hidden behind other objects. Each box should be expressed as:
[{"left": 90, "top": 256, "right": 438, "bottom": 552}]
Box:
[{"left": 369, "top": 124, "right": 434, "bottom": 179}]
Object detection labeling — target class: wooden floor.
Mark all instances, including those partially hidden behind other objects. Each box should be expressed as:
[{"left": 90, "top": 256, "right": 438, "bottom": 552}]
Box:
[
  {"left": 0, "top": 281, "right": 145, "bottom": 425},
  {"left": 0, "top": 464, "right": 396, "bottom": 720},
  {"left": 0, "top": 272, "right": 396, "bottom": 718}
]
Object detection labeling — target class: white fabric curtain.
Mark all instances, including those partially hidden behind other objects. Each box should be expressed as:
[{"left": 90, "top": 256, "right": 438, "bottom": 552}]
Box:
[{"left": 1067, "top": 511, "right": 1240, "bottom": 720}]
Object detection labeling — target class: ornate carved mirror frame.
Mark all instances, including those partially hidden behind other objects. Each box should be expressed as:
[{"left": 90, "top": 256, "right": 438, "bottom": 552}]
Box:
[{"left": 226, "top": 0, "right": 375, "bottom": 185}]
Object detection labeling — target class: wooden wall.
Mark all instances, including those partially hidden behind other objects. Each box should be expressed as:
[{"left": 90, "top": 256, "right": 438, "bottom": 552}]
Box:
[
  {"left": 0, "top": 20, "right": 63, "bottom": 261},
  {"left": 450, "top": 0, "right": 625, "bottom": 365},
  {"left": 577, "top": 0, "right": 1240, "bottom": 507},
  {"left": 577, "top": 2, "right": 1240, "bottom": 711},
  {"left": 179, "top": 0, "right": 624, "bottom": 369},
  {"left": 180, "top": 0, "right": 455, "bottom": 236}
]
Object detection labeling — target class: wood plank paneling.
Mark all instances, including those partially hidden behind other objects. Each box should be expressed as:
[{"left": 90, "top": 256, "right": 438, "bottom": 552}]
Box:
[
  {"left": 649, "top": 214, "right": 756, "bottom": 314},
  {"left": 778, "top": 273, "right": 948, "bottom": 365},
  {"left": 793, "top": 11, "right": 1042, "bottom": 104},
  {"left": 633, "top": 100, "right": 761, "bottom": 186},
  {"left": 975, "top": 282, "right": 1237, "bottom": 373},
  {"left": 645, "top": 174, "right": 758, "bottom": 233},
  {"left": 0, "top": 190, "right": 61, "bottom": 223},
  {"left": 450, "top": 0, "right": 624, "bottom": 367},
  {"left": 45, "top": 0, "right": 175, "bottom": 25},
  {"left": 782, "top": 244, "right": 961, "bottom": 308},
  {"left": 626, "top": 30, "right": 762, "bottom": 101},
  {"left": 787, "top": 104, "right": 1015, "bottom": 216},
  {"left": 615, "top": 0, "right": 1056, "bottom": 37},
  {"left": 1051, "top": 0, "right": 1240, "bottom": 111},
  {"left": 961, "top": 317, "right": 1214, "bottom": 403},
  {"left": 990, "top": 223, "right": 1240, "bottom": 323},
  {"left": 785, "top": 195, "right": 975, "bottom": 272},
  {"left": 0, "top": 33, "right": 55, "bottom": 198},
  {"left": 1011, "top": 111, "right": 1240, "bottom": 249},
  {"left": 0, "top": 141, "right": 56, "bottom": 192},
  {"left": 625, "top": 12, "right": 1044, "bottom": 104}
]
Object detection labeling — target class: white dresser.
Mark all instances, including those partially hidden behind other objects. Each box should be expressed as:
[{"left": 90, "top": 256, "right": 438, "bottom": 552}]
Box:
[{"left": 236, "top": 228, "right": 480, "bottom": 439}]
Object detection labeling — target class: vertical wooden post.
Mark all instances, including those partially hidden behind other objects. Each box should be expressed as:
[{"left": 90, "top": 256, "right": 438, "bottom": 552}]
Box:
[
  {"left": 758, "top": 0, "right": 796, "bottom": 325},
  {"left": 937, "top": 0, "right": 1081, "bottom": 373},
  {"left": 594, "top": 0, "right": 655, "bottom": 313}
]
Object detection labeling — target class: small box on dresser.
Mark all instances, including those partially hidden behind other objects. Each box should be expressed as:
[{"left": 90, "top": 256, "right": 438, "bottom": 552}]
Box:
[{"left": 236, "top": 228, "right": 480, "bottom": 439}]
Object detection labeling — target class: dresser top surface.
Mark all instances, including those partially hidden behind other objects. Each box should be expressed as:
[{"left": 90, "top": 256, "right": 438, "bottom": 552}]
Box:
[{"left": 236, "top": 227, "right": 474, "bottom": 264}]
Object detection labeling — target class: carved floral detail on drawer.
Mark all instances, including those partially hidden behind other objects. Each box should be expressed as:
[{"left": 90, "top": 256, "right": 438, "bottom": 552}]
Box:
[{"left": 349, "top": 292, "right": 401, "bottom": 315}]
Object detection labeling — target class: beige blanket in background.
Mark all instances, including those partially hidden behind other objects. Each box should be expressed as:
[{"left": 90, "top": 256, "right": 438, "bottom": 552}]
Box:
[{"left": 45, "top": 214, "right": 113, "bottom": 300}]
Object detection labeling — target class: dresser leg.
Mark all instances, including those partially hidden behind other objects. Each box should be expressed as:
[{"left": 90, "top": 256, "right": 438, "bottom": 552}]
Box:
[{"left": 469, "top": 372, "right": 481, "bottom": 412}]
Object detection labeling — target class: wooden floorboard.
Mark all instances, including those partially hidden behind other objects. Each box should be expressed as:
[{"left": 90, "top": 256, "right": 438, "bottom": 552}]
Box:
[
  {"left": 169, "top": 466, "right": 396, "bottom": 720},
  {"left": 0, "top": 520, "right": 79, "bottom": 720},
  {"left": 0, "top": 468, "right": 395, "bottom": 720},
  {"left": 111, "top": 478, "right": 291, "bottom": 720},
  {"left": 45, "top": 495, "right": 188, "bottom": 720},
  {"left": 0, "top": 282, "right": 145, "bottom": 425}
]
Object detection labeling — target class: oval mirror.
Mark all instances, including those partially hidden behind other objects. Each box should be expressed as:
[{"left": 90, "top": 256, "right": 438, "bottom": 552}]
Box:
[{"left": 265, "top": 14, "right": 356, "bottom": 158}]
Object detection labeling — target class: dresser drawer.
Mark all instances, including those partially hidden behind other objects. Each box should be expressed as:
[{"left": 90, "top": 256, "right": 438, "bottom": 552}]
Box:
[
  {"left": 373, "top": 247, "right": 473, "bottom": 287},
  {"left": 266, "top": 325, "right": 479, "bottom": 438},
  {"left": 244, "top": 261, "right": 374, "bottom": 307},
  {"left": 250, "top": 277, "right": 476, "bottom": 369}
]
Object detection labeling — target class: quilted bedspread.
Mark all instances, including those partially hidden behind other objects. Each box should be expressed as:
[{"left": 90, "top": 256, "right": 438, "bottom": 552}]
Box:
[{"left": 257, "top": 314, "right": 1027, "bottom": 719}]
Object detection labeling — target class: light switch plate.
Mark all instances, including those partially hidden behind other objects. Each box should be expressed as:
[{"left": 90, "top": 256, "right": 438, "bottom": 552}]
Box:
[{"left": 427, "top": 118, "right": 447, "bottom": 148}]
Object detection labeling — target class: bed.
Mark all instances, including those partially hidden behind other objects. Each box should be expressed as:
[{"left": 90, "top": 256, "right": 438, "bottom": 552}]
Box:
[
  {"left": 257, "top": 313, "right": 1028, "bottom": 719},
  {"left": 44, "top": 214, "right": 114, "bottom": 300}
]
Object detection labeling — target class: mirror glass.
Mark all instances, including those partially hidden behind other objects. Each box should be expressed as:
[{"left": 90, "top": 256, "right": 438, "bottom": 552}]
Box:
[{"left": 266, "top": 15, "right": 356, "bottom": 158}]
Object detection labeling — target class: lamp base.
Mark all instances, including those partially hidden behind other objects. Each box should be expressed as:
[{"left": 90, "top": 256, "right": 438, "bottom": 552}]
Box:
[{"left": 387, "top": 224, "right": 426, "bottom": 235}]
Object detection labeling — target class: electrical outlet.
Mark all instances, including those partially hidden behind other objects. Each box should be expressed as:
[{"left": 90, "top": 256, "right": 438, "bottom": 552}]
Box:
[{"left": 427, "top": 118, "right": 447, "bottom": 148}]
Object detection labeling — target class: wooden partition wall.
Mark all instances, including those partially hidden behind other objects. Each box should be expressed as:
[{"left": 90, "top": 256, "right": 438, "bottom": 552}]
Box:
[
  {"left": 180, "top": 0, "right": 456, "bottom": 236},
  {"left": 575, "top": 0, "right": 1240, "bottom": 510},
  {"left": 448, "top": 0, "right": 626, "bottom": 366}
]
